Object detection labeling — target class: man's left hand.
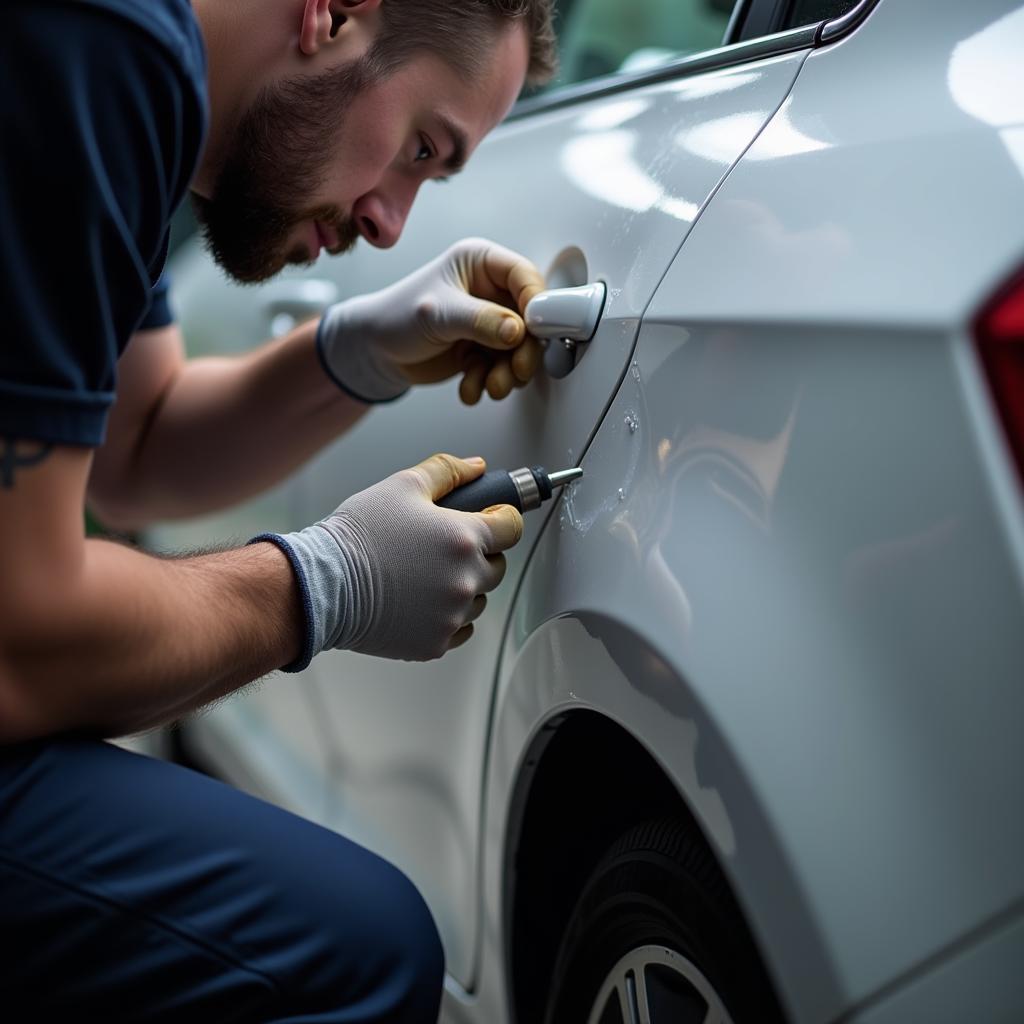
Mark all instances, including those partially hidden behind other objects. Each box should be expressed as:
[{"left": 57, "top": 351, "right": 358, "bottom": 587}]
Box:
[{"left": 317, "top": 238, "right": 546, "bottom": 405}]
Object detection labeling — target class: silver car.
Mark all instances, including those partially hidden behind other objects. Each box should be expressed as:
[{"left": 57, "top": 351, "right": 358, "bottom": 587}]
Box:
[{"left": 153, "top": 0, "right": 1024, "bottom": 1020}]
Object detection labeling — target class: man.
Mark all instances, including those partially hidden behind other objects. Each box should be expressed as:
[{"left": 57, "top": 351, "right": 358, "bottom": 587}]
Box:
[{"left": 0, "top": 0, "right": 556, "bottom": 1018}]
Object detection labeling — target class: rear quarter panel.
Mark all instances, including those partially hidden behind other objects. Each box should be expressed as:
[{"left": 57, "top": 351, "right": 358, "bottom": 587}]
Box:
[{"left": 485, "top": 1, "right": 1024, "bottom": 1021}]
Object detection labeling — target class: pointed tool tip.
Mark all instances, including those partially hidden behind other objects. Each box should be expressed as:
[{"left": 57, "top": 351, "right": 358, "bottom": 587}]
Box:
[{"left": 548, "top": 467, "right": 584, "bottom": 488}]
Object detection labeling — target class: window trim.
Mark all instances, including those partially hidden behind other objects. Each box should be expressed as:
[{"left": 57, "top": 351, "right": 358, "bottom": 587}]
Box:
[
  {"left": 723, "top": 0, "right": 753, "bottom": 45},
  {"left": 818, "top": 0, "right": 883, "bottom": 43},
  {"left": 509, "top": 23, "right": 818, "bottom": 121},
  {"left": 508, "top": 0, "right": 882, "bottom": 122},
  {"left": 739, "top": 0, "right": 883, "bottom": 43}
]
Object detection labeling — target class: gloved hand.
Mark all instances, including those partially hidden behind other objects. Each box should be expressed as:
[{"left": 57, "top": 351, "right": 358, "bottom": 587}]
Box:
[
  {"left": 256, "top": 454, "right": 523, "bottom": 669},
  {"left": 317, "top": 238, "right": 546, "bottom": 405}
]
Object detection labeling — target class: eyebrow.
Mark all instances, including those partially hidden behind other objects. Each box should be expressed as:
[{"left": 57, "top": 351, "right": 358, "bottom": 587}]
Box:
[{"left": 437, "top": 114, "right": 469, "bottom": 175}]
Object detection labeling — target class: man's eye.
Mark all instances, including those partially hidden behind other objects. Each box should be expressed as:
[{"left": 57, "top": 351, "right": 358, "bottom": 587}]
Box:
[{"left": 415, "top": 138, "right": 433, "bottom": 162}]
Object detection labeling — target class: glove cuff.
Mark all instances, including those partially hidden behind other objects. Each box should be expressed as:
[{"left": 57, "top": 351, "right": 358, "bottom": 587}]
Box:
[
  {"left": 248, "top": 533, "right": 317, "bottom": 672},
  {"left": 316, "top": 301, "right": 410, "bottom": 404},
  {"left": 251, "top": 519, "right": 370, "bottom": 670}
]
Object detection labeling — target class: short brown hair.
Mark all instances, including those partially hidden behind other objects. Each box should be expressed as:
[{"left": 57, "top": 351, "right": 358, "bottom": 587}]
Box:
[{"left": 369, "top": 0, "right": 557, "bottom": 89}]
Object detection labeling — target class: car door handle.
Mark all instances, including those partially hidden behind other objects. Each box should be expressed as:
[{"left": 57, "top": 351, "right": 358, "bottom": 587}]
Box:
[
  {"left": 263, "top": 279, "right": 339, "bottom": 337},
  {"left": 525, "top": 282, "right": 606, "bottom": 379}
]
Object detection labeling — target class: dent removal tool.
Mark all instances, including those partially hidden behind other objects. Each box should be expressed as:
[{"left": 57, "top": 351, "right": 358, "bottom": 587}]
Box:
[{"left": 438, "top": 465, "right": 584, "bottom": 513}]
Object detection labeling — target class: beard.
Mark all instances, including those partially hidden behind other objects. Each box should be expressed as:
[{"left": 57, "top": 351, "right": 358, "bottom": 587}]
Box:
[{"left": 192, "top": 61, "right": 370, "bottom": 284}]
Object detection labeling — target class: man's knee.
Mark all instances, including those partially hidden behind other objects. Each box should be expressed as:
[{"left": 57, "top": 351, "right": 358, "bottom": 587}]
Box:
[
  {"left": 373, "top": 859, "right": 445, "bottom": 1019},
  {"left": 312, "top": 842, "right": 445, "bottom": 1022}
]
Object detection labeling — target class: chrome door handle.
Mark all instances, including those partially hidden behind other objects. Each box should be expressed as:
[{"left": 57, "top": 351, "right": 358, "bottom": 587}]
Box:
[
  {"left": 525, "top": 282, "right": 606, "bottom": 379},
  {"left": 263, "top": 279, "right": 339, "bottom": 337}
]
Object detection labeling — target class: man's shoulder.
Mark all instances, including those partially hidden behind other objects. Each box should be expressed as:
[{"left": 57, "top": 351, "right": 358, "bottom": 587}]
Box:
[{"left": 67, "top": 0, "right": 207, "bottom": 88}]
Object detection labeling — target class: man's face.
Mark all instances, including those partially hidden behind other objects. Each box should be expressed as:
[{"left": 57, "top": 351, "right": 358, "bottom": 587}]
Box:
[{"left": 194, "top": 24, "right": 529, "bottom": 284}]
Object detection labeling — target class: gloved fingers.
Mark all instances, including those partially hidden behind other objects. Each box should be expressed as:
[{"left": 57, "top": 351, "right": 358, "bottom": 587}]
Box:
[
  {"left": 477, "top": 504, "right": 524, "bottom": 553},
  {"left": 511, "top": 335, "right": 543, "bottom": 384},
  {"left": 397, "top": 339, "right": 472, "bottom": 386},
  {"left": 407, "top": 453, "right": 486, "bottom": 501},
  {"left": 459, "top": 338, "right": 540, "bottom": 402},
  {"left": 459, "top": 355, "right": 491, "bottom": 405},
  {"left": 481, "top": 552, "right": 508, "bottom": 591},
  {"left": 461, "top": 339, "right": 542, "bottom": 402},
  {"left": 429, "top": 289, "right": 526, "bottom": 353},
  {"left": 485, "top": 358, "right": 517, "bottom": 401},
  {"left": 465, "top": 594, "right": 488, "bottom": 624},
  {"left": 448, "top": 623, "right": 475, "bottom": 650},
  {"left": 477, "top": 241, "right": 548, "bottom": 314}
]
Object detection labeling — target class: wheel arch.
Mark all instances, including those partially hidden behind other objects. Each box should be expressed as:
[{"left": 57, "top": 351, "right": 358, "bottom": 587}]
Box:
[
  {"left": 503, "top": 708, "right": 699, "bottom": 1024},
  {"left": 491, "top": 613, "right": 833, "bottom": 1024}
]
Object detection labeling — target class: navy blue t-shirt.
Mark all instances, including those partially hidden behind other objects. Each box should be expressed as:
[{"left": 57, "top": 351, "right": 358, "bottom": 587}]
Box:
[{"left": 0, "top": 0, "right": 207, "bottom": 446}]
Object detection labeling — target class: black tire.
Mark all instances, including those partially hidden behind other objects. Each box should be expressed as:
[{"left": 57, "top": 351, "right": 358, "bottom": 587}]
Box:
[{"left": 544, "top": 818, "right": 786, "bottom": 1024}]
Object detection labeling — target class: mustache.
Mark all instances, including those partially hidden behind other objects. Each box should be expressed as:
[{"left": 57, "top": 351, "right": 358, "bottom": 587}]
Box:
[
  {"left": 191, "top": 193, "right": 362, "bottom": 283},
  {"left": 311, "top": 206, "right": 361, "bottom": 255}
]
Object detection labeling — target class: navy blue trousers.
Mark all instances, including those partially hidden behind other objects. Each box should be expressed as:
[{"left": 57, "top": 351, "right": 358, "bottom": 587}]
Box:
[{"left": 0, "top": 738, "right": 444, "bottom": 1022}]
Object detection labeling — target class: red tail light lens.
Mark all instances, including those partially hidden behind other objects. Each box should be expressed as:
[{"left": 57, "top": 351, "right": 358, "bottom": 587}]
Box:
[{"left": 976, "top": 267, "right": 1024, "bottom": 487}]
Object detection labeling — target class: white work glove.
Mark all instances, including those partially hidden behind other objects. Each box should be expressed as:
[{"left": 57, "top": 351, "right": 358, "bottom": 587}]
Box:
[
  {"left": 317, "top": 238, "right": 546, "bottom": 405},
  {"left": 255, "top": 454, "right": 523, "bottom": 670}
]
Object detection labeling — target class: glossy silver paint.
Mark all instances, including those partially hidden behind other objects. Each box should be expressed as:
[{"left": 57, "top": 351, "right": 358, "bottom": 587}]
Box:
[
  {"left": 484, "top": 1, "right": 1024, "bottom": 1020},
  {"left": 166, "top": 46, "right": 807, "bottom": 989},
  {"left": 162, "top": 0, "right": 1024, "bottom": 1020},
  {"left": 293, "top": 48, "right": 807, "bottom": 990}
]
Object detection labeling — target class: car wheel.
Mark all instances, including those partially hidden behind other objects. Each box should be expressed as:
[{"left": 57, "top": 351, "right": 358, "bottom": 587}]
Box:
[{"left": 543, "top": 818, "right": 784, "bottom": 1024}]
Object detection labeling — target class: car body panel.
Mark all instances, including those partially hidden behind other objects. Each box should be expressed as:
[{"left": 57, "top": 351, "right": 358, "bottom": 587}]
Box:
[
  {"left": 465, "top": 1, "right": 1024, "bottom": 1021},
  {"left": 847, "top": 904, "right": 1024, "bottom": 1024},
  {"left": 485, "top": 307, "right": 1024, "bottom": 1020},
  {"left": 167, "top": 47, "right": 810, "bottom": 987},
  {"left": 647, "top": 0, "right": 1024, "bottom": 330}
]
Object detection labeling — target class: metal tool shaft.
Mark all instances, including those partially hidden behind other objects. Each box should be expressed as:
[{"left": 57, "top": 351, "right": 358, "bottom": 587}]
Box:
[{"left": 547, "top": 467, "right": 584, "bottom": 488}]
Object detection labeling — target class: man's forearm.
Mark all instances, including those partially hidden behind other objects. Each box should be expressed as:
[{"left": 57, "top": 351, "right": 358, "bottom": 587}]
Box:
[
  {"left": 0, "top": 538, "right": 301, "bottom": 743},
  {"left": 89, "top": 318, "right": 370, "bottom": 528}
]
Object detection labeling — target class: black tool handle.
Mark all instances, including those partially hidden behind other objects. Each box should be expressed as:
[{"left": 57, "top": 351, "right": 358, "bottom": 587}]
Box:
[{"left": 437, "top": 470, "right": 521, "bottom": 512}]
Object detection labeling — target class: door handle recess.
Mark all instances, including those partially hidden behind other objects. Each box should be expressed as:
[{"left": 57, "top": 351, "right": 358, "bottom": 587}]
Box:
[{"left": 525, "top": 282, "right": 606, "bottom": 379}]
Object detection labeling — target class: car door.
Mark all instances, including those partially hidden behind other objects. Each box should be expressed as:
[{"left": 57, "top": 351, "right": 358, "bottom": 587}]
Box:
[{"left": 160, "top": 0, "right": 819, "bottom": 991}]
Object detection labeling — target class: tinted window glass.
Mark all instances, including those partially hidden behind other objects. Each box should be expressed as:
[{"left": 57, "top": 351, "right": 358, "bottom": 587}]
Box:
[
  {"left": 784, "top": 0, "right": 861, "bottom": 28},
  {"left": 542, "top": 0, "right": 735, "bottom": 91}
]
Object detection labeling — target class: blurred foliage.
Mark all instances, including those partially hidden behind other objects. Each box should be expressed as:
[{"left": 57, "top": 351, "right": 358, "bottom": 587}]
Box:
[
  {"left": 85, "top": 506, "right": 137, "bottom": 544},
  {"left": 547, "top": 0, "right": 730, "bottom": 90},
  {"left": 85, "top": 507, "right": 104, "bottom": 537}
]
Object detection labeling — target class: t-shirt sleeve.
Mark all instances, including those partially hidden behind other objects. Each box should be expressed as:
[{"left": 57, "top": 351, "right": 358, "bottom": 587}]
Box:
[
  {"left": 139, "top": 271, "right": 176, "bottom": 332},
  {"left": 0, "top": 6, "right": 202, "bottom": 446}
]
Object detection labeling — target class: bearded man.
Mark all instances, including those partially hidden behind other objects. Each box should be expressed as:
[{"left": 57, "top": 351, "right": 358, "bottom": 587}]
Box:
[{"left": 0, "top": 1, "right": 555, "bottom": 1019}]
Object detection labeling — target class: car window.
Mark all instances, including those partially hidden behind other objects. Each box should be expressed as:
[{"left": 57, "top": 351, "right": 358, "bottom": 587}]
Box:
[
  {"left": 782, "top": 0, "right": 862, "bottom": 30},
  {"left": 542, "top": 0, "right": 736, "bottom": 92}
]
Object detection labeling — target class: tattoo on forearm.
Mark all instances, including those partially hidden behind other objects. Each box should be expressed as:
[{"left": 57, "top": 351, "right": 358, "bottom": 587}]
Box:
[{"left": 1, "top": 438, "right": 55, "bottom": 488}]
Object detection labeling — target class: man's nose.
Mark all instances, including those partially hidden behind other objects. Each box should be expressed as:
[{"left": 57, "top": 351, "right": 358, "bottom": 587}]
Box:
[{"left": 351, "top": 181, "right": 419, "bottom": 249}]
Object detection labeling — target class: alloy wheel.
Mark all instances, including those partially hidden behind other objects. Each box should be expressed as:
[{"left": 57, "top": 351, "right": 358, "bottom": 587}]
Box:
[{"left": 587, "top": 944, "right": 735, "bottom": 1024}]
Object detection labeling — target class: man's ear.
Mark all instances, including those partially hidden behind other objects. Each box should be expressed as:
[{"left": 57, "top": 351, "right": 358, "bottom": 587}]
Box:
[{"left": 299, "top": 0, "right": 383, "bottom": 57}]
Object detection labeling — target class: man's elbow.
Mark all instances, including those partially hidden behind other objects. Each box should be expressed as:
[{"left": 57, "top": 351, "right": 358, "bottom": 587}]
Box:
[
  {"left": 0, "top": 660, "right": 46, "bottom": 745},
  {"left": 85, "top": 484, "right": 154, "bottom": 534}
]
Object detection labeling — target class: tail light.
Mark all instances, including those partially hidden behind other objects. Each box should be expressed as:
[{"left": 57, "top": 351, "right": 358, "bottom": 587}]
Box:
[{"left": 976, "top": 266, "right": 1024, "bottom": 487}]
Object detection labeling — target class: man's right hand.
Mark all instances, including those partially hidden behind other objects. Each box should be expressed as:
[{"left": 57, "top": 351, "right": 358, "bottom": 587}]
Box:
[{"left": 259, "top": 454, "right": 523, "bottom": 668}]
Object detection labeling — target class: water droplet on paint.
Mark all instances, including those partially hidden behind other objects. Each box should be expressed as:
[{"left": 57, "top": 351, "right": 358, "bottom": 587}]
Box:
[
  {"left": 631, "top": 363, "right": 641, "bottom": 381},
  {"left": 624, "top": 412, "right": 638, "bottom": 434},
  {"left": 617, "top": 487, "right": 626, "bottom": 502}
]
